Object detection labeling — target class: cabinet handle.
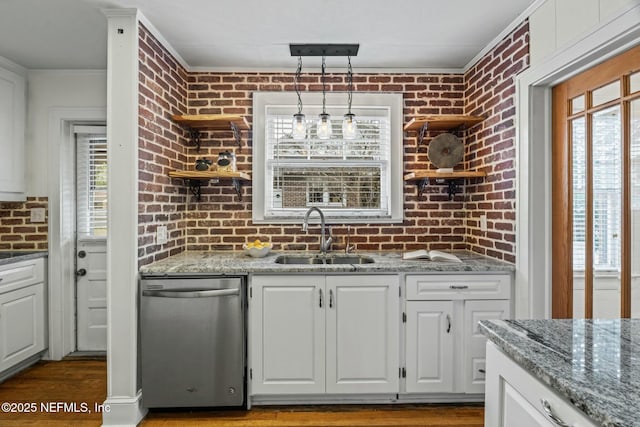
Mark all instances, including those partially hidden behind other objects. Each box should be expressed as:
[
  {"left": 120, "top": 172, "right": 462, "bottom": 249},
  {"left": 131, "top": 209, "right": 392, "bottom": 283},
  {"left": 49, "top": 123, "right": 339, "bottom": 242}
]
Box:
[
  {"left": 446, "top": 314, "right": 451, "bottom": 333},
  {"left": 319, "top": 289, "right": 323, "bottom": 308},
  {"left": 478, "top": 368, "right": 486, "bottom": 374},
  {"left": 540, "top": 399, "right": 570, "bottom": 427},
  {"left": 449, "top": 285, "right": 469, "bottom": 289},
  {"left": 329, "top": 289, "right": 333, "bottom": 308}
]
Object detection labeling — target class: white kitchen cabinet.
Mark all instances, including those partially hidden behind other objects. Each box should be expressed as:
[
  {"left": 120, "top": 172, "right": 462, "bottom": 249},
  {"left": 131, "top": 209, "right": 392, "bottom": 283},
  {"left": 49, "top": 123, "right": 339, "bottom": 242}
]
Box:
[
  {"left": 485, "top": 341, "right": 598, "bottom": 427},
  {"left": 326, "top": 276, "right": 399, "bottom": 394},
  {"left": 0, "top": 258, "right": 46, "bottom": 376},
  {"left": 250, "top": 275, "right": 325, "bottom": 395},
  {"left": 463, "top": 299, "right": 510, "bottom": 393},
  {"left": 405, "top": 300, "right": 454, "bottom": 393},
  {"left": 404, "top": 274, "right": 511, "bottom": 395},
  {"left": 0, "top": 64, "right": 26, "bottom": 201},
  {"left": 250, "top": 274, "right": 399, "bottom": 396}
]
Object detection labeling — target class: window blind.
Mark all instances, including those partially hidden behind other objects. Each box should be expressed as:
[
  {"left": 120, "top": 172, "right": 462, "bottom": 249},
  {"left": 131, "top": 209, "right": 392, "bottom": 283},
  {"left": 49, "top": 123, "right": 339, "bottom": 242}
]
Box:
[
  {"left": 76, "top": 130, "right": 107, "bottom": 238},
  {"left": 264, "top": 108, "right": 391, "bottom": 220}
]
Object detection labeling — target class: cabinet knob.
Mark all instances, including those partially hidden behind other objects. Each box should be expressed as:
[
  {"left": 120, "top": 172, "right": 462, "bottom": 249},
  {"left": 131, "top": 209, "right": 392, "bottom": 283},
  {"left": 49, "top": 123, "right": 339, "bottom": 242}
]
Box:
[
  {"left": 540, "top": 399, "right": 570, "bottom": 427},
  {"left": 76, "top": 268, "right": 87, "bottom": 277}
]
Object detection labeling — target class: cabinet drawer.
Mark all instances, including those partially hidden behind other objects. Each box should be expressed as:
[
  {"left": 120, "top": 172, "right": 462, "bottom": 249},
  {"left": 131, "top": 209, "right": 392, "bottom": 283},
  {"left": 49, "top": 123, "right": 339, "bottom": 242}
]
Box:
[
  {"left": 406, "top": 274, "right": 511, "bottom": 300},
  {"left": 0, "top": 258, "right": 45, "bottom": 294}
]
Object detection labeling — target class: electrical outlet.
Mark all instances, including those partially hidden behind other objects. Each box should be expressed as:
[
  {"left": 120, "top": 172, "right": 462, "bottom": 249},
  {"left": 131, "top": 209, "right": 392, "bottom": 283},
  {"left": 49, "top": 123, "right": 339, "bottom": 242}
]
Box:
[
  {"left": 30, "top": 207, "right": 46, "bottom": 223},
  {"left": 480, "top": 214, "right": 487, "bottom": 232},
  {"left": 156, "top": 225, "right": 168, "bottom": 245}
]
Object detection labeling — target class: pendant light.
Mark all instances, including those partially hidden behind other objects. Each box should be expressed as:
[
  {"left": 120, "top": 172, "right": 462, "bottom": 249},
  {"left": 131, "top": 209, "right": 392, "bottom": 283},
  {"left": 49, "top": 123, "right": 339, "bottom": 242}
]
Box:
[
  {"left": 316, "top": 55, "right": 332, "bottom": 140},
  {"left": 342, "top": 55, "right": 358, "bottom": 140},
  {"left": 291, "top": 56, "right": 307, "bottom": 139}
]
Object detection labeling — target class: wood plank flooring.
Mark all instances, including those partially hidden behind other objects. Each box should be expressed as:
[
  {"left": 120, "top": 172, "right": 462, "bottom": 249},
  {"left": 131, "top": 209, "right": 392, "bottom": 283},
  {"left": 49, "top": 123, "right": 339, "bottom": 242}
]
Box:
[{"left": 0, "top": 359, "right": 484, "bottom": 426}]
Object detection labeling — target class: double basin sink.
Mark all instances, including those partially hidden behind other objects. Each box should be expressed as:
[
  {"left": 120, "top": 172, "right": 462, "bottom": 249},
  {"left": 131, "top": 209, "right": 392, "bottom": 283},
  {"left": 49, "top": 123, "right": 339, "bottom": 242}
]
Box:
[{"left": 274, "top": 254, "right": 374, "bottom": 265}]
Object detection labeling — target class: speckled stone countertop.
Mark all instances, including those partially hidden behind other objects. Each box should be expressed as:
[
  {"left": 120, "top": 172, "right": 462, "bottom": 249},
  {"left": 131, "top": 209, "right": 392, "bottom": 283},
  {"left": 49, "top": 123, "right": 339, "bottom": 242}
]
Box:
[
  {"left": 0, "top": 251, "right": 48, "bottom": 267},
  {"left": 139, "top": 250, "right": 514, "bottom": 275},
  {"left": 480, "top": 319, "right": 640, "bottom": 427}
]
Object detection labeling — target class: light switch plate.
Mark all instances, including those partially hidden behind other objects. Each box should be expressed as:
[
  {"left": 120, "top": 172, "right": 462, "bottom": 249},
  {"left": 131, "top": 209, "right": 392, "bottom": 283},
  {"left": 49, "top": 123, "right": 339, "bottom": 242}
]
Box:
[
  {"left": 156, "top": 225, "right": 168, "bottom": 245},
  {"left": 480, "top": 214, "right": 487, "bottom": 232},
  {"left": 30, "top": 207, "right": 46, "bottom": 223}
]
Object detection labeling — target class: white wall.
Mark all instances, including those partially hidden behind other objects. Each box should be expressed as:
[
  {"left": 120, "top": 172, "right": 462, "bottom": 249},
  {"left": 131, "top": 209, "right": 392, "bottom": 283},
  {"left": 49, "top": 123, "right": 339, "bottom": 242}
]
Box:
[
  {"left": 529, "top": 0, "right": 640, "bottom": 66},
  {"left": 25, "top": 70, "right": 106, "bottom": 195}
]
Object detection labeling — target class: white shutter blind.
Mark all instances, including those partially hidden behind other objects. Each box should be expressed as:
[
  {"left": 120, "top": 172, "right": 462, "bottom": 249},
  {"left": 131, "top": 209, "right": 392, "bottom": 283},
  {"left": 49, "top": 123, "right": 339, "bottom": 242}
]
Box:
[
  {"left": 76, "top": 127, "right": 107, "bottom": 238},
  {"left": 264, "top": 107, "right": 391, "bottom": 220},
  {"left": 572, "top": 107, "right": 622, "bottom": 271}
]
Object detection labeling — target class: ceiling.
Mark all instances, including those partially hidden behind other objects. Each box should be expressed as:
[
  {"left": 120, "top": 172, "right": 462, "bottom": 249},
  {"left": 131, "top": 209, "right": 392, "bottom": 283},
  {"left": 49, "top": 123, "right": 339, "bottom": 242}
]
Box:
[{"left": 0, "top": 0, "right": 537, "bottom": 71}]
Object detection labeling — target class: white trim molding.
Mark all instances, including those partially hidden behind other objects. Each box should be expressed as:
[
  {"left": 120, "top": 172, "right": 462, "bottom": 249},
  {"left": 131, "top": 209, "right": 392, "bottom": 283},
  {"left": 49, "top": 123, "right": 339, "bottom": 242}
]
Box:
[
  {"left": 101, "top": 8, "right": 146, "bottom": 427},
  {"left": 515, "top": 3, "right": 640, "bottom": 319}
]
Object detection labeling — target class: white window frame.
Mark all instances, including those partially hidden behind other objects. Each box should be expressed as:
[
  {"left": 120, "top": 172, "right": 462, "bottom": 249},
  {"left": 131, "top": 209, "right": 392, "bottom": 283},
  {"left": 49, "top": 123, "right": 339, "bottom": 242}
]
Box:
[{"left": 252, "top": 91, "right": 404, "bottom": 224}]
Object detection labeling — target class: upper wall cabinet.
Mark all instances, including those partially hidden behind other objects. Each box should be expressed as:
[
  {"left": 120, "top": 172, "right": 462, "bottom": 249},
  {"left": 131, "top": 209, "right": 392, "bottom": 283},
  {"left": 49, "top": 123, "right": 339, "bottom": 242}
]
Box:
[{"left": 0, "top": 64, "right": 26, "bottom": 201}]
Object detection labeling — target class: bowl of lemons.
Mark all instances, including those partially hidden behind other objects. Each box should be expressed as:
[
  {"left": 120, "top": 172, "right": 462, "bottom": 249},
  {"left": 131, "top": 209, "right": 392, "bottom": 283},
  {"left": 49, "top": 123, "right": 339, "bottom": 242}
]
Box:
[{"left": 243, "top": 239, "right": 272, "bottom": 258}]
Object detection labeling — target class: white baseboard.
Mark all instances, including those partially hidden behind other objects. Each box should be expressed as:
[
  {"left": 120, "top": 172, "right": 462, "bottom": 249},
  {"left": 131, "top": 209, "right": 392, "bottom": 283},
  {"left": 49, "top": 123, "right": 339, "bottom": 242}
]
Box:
[{"left": 101, "top": 392, "right": 147, "bottom": 427}]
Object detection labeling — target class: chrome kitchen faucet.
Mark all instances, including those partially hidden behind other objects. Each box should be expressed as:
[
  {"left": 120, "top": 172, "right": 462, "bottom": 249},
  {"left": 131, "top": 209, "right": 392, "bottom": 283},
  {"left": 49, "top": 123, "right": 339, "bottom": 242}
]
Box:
[{"left": 302, "top": 207, "right": 332, "bottom": 256}]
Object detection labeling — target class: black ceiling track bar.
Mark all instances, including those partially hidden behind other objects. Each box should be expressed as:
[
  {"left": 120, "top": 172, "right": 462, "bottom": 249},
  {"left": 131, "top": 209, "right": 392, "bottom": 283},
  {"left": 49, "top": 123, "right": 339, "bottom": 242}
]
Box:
[{"left": 290, "top": 44, "right": 359, "bottom": 57}]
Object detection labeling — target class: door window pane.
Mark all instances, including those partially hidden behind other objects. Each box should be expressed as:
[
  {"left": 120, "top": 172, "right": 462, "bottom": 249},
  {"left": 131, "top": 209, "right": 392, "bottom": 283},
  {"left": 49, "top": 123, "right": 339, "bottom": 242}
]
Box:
[
  {"left": 592, "top": 106, "right": 621, "bottom": 318},
  {"left": 631, "top": 99, "right": 640, "bottom": 316},
  {"left": 572, "top": 117, "right": 586, "bottom": 317},
  {"left": 571, "top": 95, "right": 585, "bottom": 114},
  {"left": 631, "top": 72, "right": 640, "bottom": 94},
  {"left": 592, "top": 81, "right": 620, "bottom": 107}
]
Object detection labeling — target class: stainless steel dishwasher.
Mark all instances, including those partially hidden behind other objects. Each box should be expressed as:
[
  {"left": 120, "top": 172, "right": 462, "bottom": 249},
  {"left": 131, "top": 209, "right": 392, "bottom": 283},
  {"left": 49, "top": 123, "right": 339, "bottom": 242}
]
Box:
[{"left": 140, "top": 274, "right": 245, "bottom": 408}]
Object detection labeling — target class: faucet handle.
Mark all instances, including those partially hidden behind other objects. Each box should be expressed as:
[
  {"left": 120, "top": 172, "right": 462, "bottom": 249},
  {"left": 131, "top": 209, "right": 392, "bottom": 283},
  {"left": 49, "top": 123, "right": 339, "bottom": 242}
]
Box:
[{"left": 324, "top": 226, "right": 333, "bottom": 252}]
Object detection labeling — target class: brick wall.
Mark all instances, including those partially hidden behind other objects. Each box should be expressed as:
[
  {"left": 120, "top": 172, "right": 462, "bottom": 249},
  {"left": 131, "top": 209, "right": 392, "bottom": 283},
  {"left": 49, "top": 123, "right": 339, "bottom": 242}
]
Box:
[
  {"left": 137, "top": 21, "right": 529, "bottom": 264},
  {"left": 464, "top": 20, "right": 529, "bottom": 263},
  {"left": 184, "top": 72, "right": 468, "bottom": 253},
  {"left": 138, "top": 25, "right": 189, "bottom": 267},
  {"left": 0, "top": 197, "right": 48, "bottom": 251}
]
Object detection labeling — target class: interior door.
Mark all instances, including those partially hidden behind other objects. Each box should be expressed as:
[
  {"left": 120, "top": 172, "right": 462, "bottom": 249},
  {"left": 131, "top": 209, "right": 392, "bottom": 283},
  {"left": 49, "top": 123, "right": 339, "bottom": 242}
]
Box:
[
  {"left": 75, "top": 125, "right": 107, "bottom": 351},
  {"left": 552, "top": 45, "right": 640, "bottom": 318}
]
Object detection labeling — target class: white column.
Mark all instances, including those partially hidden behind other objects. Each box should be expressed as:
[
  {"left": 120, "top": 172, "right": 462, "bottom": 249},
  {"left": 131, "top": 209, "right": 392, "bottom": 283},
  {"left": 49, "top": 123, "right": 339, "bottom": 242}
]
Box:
[{"left": 102, "top": 8, "right": 146, "bottom": 427}]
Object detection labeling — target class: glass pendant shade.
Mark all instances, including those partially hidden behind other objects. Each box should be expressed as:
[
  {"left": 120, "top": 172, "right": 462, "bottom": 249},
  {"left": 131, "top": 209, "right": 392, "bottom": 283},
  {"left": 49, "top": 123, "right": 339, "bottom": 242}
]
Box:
[
  {"left": 342, "top": 113, "right": 358, "bottom": 140},
  {"left": 292, "top": 113, "right": 307, "bottom": 139},
  {"left": 316, "top": 113, "right": 332, "bottom": 140}
]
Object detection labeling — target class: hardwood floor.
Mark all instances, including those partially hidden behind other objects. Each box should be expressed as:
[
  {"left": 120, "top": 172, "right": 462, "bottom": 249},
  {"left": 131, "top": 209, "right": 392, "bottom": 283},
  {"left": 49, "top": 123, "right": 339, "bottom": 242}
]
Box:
[{"left": 0, "top": 359, "right": 484, "bottom": 426}]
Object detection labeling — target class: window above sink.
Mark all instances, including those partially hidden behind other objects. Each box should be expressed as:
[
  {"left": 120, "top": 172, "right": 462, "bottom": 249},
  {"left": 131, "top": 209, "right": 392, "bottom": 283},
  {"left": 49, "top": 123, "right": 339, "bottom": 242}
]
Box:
[{"left": 252, "top": 92, "right": 404, "bottom": 224}]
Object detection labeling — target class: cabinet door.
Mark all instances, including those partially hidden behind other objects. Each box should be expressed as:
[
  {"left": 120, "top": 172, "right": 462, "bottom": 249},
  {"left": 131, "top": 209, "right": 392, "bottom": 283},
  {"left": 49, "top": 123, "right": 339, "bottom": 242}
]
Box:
[
  {"left": 463, "top": 299, "right": 510, "bottom": 393},
  {"left": 0, "top": 283, "right": 45, "bottom": 372},
  {"left": 326, "top": 275, "right": 399, "bottom": 394},
  {"left": 501, "top": 382, "right": 555, "bottom": 427},
  {"left": 405, "top": 300, "right": 454, "bottom": 393},
  {"left": 250, "top": 275, "right": 325, "bottom": 395},
  {"left": 0, "top": 66, "right": 25, "bottom": 201}
]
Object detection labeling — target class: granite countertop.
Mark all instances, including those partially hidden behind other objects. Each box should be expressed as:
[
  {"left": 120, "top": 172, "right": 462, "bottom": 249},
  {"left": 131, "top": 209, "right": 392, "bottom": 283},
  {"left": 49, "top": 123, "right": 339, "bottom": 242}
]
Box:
[
  {"left": 0, "top": 251, "right": 48, "bottom": 267},
  {"left": 480, "top": 318, "right": 640, "bottom": 427},
  {"left": 139, "top": 250, "right": 514, "bottom": 275}
]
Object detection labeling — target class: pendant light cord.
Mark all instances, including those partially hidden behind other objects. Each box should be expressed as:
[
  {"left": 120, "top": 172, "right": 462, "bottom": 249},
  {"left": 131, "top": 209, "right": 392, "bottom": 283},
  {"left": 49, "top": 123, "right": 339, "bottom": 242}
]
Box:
[
  {"left": 347, "top": 55, "right": 353, "bottom": 115},
  {"left": 321, "top": 55, "right": 327, "bottom": 114},
  {"left": 295, "top": 56, "right": 303, "bottom": 114}
]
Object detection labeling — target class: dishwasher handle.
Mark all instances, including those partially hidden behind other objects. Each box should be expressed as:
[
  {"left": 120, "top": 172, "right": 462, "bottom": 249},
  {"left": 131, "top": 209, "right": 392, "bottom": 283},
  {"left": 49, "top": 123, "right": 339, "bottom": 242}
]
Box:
[{"left": 142, "top": 288, "right": 240, "bottom": 298}]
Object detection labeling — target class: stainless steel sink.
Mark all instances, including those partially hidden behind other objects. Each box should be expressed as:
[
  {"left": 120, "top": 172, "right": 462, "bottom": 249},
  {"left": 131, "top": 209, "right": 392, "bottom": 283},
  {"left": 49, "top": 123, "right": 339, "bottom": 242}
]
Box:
[
  {"left": 274, "top": 255, "right": 375, "bottom": 265},
  {"left": 273, "top": 255, "right": 325, "bottom": 265},
  {"left": 326, "top": 255, "right": 375, "bottom": 264}
]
